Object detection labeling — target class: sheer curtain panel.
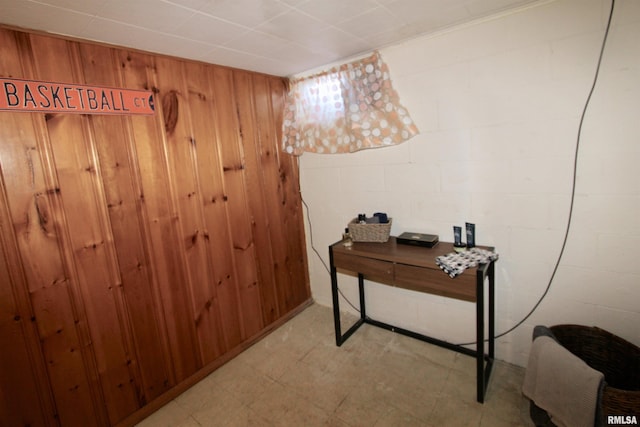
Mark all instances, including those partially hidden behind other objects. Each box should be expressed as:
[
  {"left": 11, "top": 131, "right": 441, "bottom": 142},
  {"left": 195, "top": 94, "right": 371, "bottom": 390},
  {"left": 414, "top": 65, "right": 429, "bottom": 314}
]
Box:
[{"left": 282, "top": 51, "right": 419, "bottom": 155}]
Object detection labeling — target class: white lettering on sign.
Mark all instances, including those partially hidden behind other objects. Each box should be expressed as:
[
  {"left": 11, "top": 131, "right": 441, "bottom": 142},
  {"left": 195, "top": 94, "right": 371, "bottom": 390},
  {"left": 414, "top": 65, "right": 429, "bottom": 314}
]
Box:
[{"left": 1, "top": 78, "right": 155, "bottom": 115}]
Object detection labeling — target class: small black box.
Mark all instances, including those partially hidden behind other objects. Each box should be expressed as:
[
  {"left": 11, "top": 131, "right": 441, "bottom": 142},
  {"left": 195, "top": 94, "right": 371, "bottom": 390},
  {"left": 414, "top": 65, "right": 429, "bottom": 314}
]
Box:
[{"left": 397, "top": 232, "right": 439, "bottom": 248}]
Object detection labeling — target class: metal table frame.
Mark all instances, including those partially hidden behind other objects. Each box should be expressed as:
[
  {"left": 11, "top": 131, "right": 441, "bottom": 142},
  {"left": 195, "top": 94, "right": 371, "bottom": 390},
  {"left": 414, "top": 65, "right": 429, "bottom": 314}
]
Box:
[{"left": 329, "top": 242, "right": 495, "bottom": 403}]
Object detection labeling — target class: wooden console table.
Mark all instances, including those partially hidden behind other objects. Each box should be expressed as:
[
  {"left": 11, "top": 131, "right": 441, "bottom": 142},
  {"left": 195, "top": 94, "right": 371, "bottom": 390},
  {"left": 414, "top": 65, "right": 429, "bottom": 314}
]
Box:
[{"left": 329, "top": 237, "right": 495, "bottom": 403}]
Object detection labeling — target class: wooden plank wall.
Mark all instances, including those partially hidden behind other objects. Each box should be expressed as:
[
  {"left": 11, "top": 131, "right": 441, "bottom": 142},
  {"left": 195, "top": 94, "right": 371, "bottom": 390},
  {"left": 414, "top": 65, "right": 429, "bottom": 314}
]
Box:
[{"left": 0, "top": 26, "right": 311, "bottom": 427}]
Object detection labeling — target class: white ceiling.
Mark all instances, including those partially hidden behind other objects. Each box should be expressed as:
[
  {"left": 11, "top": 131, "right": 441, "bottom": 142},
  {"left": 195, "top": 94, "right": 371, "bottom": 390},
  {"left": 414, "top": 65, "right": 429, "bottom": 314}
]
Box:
[{"left": 1, "top": 0, "right": 541, "bottom": 77}]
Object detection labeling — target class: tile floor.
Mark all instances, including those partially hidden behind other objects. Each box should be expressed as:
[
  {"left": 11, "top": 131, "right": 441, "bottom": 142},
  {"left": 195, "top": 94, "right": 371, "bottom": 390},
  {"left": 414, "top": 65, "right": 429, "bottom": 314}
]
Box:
[{"left": 136, "top": 303, "right": 534, "bottom": 426}]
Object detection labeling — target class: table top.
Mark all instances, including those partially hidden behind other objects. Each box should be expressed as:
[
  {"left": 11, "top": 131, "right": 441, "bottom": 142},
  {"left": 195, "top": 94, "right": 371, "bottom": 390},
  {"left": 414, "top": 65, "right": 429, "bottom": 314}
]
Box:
[{"left": 331, "top": 236, "right": 491, "bottom": 270}]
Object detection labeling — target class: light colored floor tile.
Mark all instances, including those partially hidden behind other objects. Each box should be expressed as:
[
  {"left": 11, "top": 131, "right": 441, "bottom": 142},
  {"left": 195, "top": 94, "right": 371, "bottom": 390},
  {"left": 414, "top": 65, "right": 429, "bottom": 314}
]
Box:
[
  {"left": 277, "top": 359, "right": 353, "bottom": 413},
  {"left": 333, "top": 387, "right": 395, "bottom": 427},
  {"left": 429, "top": 396, "right": 484, "bottom": 427},
  {"left": 172, "top": 375, "right": 232, "bottom": 415},
  {"left": 215, "top": 407, "right": 272, "bottom": 427},
  {"left": 375, "top": 406, "right": 429, "bottom": 427},
  {"left": 248, "top": 380, "right": 330, "bottom": 427},
  {"left": 135, "top": 400, "right": 193, "bottom": 427},
  {"left": 137, "top": 303, "right": 534, "bottom": 427}
]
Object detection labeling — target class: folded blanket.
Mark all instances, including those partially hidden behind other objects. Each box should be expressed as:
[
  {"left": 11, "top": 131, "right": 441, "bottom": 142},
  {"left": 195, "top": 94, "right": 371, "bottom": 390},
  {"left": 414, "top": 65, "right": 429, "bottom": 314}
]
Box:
[
  {"left": 435, "top": 248, "right": 498, "bottom": 278},
  {"left": 522, "top": 335, "right": 604, "bottom": 427}
]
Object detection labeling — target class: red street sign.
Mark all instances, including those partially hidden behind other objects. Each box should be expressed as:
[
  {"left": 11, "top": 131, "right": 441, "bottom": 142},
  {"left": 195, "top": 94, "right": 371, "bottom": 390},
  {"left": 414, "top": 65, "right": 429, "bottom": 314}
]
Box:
[{"left": 0, "top": 77, "right": 155, "bottom": 115}]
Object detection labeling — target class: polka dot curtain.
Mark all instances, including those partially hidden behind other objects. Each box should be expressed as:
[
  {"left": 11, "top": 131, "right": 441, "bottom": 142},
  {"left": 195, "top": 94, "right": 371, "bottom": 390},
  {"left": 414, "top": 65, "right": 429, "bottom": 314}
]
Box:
[{"left": 282, "top": 51, "right": 419, "bottom": 155}]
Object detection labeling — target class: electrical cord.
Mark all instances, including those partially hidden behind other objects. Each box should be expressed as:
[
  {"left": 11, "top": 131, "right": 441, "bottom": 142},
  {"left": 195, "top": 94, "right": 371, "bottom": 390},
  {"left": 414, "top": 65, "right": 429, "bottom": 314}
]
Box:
[
  {"left": 301, "top": 197, "right": 361, "bottom": 313},
  {"left": 301, "top": 0, "right": 616, "bottom": 346}
]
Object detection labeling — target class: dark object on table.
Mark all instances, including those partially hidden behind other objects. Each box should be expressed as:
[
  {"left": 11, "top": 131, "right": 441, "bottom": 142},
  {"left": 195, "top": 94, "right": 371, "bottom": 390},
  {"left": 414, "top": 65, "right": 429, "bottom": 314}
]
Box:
[
  {"left": 397, "top": 232, "right": 439, "bottom": 248},
  {"left": 465, "top": 222, "right": 475, "bottom": 248}
]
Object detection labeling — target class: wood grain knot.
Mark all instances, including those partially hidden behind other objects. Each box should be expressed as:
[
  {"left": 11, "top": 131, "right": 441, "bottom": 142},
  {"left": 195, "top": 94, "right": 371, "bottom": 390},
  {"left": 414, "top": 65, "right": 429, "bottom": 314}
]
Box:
[{"left": 162, "top": 90, "right": 179, "bottom": 134}]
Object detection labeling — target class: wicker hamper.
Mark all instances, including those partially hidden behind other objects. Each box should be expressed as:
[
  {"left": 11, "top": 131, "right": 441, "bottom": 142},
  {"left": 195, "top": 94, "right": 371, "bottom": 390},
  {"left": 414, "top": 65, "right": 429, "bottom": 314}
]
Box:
[
  {"left": 348, "top": 218, "right": 392, "bottom": 242},
  {"left": 529, "top": 324, "right": 640, "bottom": 427}
]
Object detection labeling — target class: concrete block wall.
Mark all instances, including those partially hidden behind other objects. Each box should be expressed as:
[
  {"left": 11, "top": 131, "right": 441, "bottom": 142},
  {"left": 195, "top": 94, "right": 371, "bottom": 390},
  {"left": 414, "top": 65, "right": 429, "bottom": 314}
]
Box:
[{"left": 299, "top": 0, "right": 639, "bottom": 367}]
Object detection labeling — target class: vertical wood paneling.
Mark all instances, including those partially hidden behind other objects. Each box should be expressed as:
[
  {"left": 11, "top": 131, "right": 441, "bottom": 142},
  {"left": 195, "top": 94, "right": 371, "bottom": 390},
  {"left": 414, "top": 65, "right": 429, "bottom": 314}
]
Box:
[
  {"left": 232, "top": 71, "right": 280, "bottom": 325},
  {"left": 258, "top": 76, "right": 310, "bottom": 313},
  {"left": 0, "top": 245, "right": 43, "bottom": 426},
  {"left": 273, "top": 79, "right": 310, "bottom": 311},
  {"left": 116, "top": 49, "right": 178, "bottom": 390},
  {"left": 184, "top": 62, "right": 244, "bottom": 352},
  {"left": 127, "top": 55, "right": 201, "bottom": 384},
  {"left": 0, "top": 29, "right": 107, "bottom": 427},
  {"left": 29, "top": 34, "right": 138, "bottom": 424},
  {"left": 252, "top": 74, "right": 292, "bottom": 312},
  {"left": 0, "top": 174, "right": 55, "bottom": 427},
  {"left": 77, "top": 43, "right": 172, "bottom": 408},
  {"left": 0, "top": 26, "right": 310, "bottom": 427},
  {"left": 210, "top": 67, "right": 264, "bottom": 339},
  {"left": 153, "top": 57, "right": 207, "bottom": 372},
  {"left": 182, "top": 61, "right": 228, "bottom": 362}
]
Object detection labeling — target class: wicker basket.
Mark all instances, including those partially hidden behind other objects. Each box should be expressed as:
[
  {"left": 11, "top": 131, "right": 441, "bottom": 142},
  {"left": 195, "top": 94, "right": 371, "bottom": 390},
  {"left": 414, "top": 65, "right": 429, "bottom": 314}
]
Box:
[
  {"left": 529, "top": 324, "right": 640, "bottom": 427},
  {"left": 348, "top": 218, "right": 392, "bottom": 242}
]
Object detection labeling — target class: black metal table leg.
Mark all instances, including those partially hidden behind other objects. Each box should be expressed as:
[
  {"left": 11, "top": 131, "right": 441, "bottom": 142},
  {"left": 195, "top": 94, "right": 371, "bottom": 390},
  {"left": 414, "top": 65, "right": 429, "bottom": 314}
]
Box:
[
  {"left": 330, "top": 246, "right": 366, "bottom": 346},
  {"left": 475, "top": 262, "right": 495, "bottom": 403},
  {"left": 330, "top": 247, "right": 343, "bottom": 347},
  {"left": 476, "top": 266, "right": 485, "bottom": 403},
  {"left": 488, "top": 262, "right": 495, "bottom": 361},
  {"left": 358, "top": 273, "right": 366, "bottom": 321}
]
